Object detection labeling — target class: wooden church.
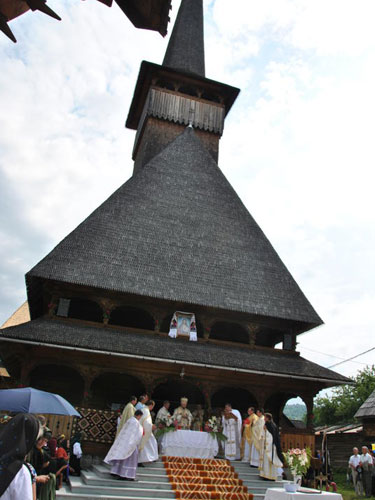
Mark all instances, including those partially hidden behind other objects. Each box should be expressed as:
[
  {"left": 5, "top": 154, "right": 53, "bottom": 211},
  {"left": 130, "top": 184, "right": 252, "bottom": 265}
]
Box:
[{"left": 0, "top": 0, "right": 348, "bottom": 454}]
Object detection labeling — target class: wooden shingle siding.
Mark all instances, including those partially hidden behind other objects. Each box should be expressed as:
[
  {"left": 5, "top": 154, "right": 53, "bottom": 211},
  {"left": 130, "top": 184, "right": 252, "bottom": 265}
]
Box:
[{"left": 147, "top": 88, "right": 224, "bottom": 133}]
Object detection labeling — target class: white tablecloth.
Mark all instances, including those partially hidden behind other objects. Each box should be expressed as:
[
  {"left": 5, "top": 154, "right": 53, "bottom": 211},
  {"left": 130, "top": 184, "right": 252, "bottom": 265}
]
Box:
[
  {"left": 161, "top": 430, "right": 219, "bottom": 459},
  {"left": 265, "top": 488, "right": 343, "bottom": 500}
]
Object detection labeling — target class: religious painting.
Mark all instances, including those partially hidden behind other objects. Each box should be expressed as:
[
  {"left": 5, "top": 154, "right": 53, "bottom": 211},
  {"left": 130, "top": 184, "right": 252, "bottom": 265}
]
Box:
[
  {"left": 168, "top": 311, "right": 197, "bottom": 341},
  {"left": 177, "top": 313, "right": 192, "bottom": 337}
]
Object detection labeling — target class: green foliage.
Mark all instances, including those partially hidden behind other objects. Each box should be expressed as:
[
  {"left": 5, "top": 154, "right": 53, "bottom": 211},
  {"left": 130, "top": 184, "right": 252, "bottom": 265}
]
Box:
[
  {"left": 313, "top": 365, "right": 375, "bottom": 426},
  {"left": 284, "top": 403, "right": 307, "bottom": 421}
]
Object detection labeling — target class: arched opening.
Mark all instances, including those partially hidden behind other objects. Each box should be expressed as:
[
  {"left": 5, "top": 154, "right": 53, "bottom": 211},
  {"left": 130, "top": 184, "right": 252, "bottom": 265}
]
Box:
[
  {"left": 264, "top": 392, "right": 307, "bottom": 428},
  {"left": 256, "top": 328, "right": 284, "bottom": 348},
  {"left": 211, "top": 387, "right": 258, "bottom": 416},
  {"left": 109, "top": 306, "right": 155, "bottom": 330},
  {"left": 29, "top": 364, "right": 84, "bottom": 406},
  {"left": 152, "top": 378, "right": 205, "bottom": 414},
  {"left": 160, "top": 314, "right": 203, "bottom": 338},
  {"left": 67, "top": 298, "right": 103, "bottom": 323},
  {"left": 90, "top": 372, "right": 145, "bottom": 410},
  {"left": 210, "top": 322, "right": 249, "bottom": 344}
]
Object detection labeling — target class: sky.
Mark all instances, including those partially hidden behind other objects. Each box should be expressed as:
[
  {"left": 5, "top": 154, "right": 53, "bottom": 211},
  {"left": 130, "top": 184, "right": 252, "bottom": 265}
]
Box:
[{"left": 0, "top": 0, "right": 374, "bottom": 386}]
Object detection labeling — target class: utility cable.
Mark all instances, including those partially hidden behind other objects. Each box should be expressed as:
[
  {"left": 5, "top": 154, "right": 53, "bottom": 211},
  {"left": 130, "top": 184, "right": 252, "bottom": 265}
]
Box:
[
  {"left": 327, "top": 347, "right": 375, "bottom": 369},
  {"left": 299, "top": 346, "right": 367, "bottom": 365}
]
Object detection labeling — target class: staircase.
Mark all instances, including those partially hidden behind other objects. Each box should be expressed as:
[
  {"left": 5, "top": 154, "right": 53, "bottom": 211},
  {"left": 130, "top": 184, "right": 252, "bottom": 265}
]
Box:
[{"left": 56, "top": 458, "right": 284, "bottom": 500}]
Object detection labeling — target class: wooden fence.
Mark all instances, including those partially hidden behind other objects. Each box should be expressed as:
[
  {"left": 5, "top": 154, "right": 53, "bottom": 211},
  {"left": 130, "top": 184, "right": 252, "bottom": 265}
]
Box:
[{"left": 281, "top": 432, "right": 315, "bottom": 454}]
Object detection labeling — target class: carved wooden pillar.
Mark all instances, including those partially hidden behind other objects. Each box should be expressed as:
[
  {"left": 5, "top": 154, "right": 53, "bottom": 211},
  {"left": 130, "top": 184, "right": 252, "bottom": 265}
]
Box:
[
  {"left": 138, "top": 373, "right": 157, "bottom": 396},
  {"left": 198, "top": 381, "right": 212, "bottom": 410},
  {"left": 80, "top": 367, "right": 100, "bottom": 408},
  {"left": 303, "top": 394, "right": 315, "bottom": 430},
  {"left": 247, "top": 324, "right": 258, "bottom": 347},
  {"left": 153, "top": 310, "right": 163, "bottom": 332},
  {"left": 200, "top": 316, "right": 214, "bottom": 340},
  {"left": 47, "top": 294, "right": 58, "bottom": 317},
  {"left": 19, "top": 360, "right": 33, "bottom": 387},
  {"left": 97, "top": 298, "right": 116, "bottom": 325}
]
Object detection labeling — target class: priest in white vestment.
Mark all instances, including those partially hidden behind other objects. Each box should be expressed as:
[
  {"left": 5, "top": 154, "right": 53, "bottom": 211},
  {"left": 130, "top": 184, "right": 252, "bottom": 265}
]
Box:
[
  {"left": 104, "top": 410, "right": 143, "bottom": 480},
  {"left": 155, "top": 400, "right": 171, "bottom": 427},
  {"left": 138, "top": 400, "right": 159, "bottom": 464},
  {"left": 259, "top": 413, "right": 284, "bottom": 481},
  {"left": 250, "top": 408, "right": 265, "bottom": 467},
  {"left": 116, "top": 396, "right": 137, "bottom": 437},
  {"left": 172, "top": 397, "right": 193, "bottom": 430},
  {"left": 222, "top": 403, "right": 242, "bottom": 461}
]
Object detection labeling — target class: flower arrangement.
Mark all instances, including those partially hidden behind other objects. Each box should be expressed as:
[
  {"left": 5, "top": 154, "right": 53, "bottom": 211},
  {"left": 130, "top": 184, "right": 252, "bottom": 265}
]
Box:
[
  {"left": 204, "top": 416, "right": 227, "bottom": 442},
  {"left": 103, "top": 309, "right": 111, "bottom": 320},
  {"left": 154, "top": 415, "right": 178, "bottom": 439},
  {"left": 283, "top": 448, "right": 311, "bottom": 476}
]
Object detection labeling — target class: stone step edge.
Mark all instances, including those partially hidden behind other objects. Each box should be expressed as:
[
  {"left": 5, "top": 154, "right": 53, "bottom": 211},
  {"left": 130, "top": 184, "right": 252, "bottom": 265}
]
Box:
[
  {"left": 71, "top": 483, "right": 266, "bottom": 494},
  {"left": 58, "top": 496, "right": 265, "bottom": 500}
]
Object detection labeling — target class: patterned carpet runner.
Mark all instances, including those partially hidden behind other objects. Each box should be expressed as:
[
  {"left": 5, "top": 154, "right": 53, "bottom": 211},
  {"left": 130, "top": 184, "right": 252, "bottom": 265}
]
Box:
[{"left": 162, "top": 456, "right": 254, "bottom": 500}]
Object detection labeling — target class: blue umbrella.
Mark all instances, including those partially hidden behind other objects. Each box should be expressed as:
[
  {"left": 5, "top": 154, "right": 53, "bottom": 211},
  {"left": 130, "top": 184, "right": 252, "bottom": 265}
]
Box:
[{"left": 0, "top": 387, "right": 81, "bottom": 416}]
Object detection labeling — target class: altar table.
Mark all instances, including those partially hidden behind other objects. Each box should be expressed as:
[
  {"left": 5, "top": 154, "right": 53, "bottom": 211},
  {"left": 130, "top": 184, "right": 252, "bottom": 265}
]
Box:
[
  {"left": 265, "top": 488, "right": 343, "bottom": 500},
  {"left": 160, "top": 430, "right": 219, "bottom": 459}
]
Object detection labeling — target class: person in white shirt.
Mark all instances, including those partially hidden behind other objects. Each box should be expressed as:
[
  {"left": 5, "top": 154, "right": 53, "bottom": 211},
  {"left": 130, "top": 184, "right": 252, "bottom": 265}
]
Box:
[
  {"left": 360, "top": 446, "right": 373, "bottom": 497},
  {"left": 349, "top": 447, "right": 363, "bottom": 495},
  {"left": 70, "top": 432, "right": 84, "bottom": 476},
  {"left": 135, "top": 394, "right": 148, "bottom": 411}
]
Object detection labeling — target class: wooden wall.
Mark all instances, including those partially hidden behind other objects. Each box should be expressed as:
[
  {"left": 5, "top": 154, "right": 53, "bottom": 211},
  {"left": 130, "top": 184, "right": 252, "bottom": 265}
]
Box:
[{"left": 281, "top": 432, "right": 315, "bottom": 454}]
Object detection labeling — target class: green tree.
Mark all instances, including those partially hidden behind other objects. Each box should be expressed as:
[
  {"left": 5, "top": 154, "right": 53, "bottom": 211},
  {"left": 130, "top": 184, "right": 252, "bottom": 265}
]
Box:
[{"left": 313, "top": 365, "right": 375, "bottom": 426}]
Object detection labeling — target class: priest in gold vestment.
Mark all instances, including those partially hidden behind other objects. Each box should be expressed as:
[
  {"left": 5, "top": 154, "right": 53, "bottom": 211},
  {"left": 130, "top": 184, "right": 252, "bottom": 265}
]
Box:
[
  {"left": 116, "top": 396, "right": 137, "bottom": 437},
  {"left": 250, "top": 408, "right": 265, "bottom": 467},
  {"left": 172, "top": 397, "right": 193, "bottom": 429},
  {"left": 241, "top": 407, "right": 258, "bottom": 462}
]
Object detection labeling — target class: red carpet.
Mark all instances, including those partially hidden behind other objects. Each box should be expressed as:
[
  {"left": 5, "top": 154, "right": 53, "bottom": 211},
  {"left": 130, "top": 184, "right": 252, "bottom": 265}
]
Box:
[{"left": 162, "top": 456, "right": 254, "bottom": 500}]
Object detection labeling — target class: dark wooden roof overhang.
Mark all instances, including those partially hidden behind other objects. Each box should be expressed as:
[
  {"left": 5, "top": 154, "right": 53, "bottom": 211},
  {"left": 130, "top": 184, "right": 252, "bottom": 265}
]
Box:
[
  {"left": 126, "top": 61, "right": 240, "bottom": 130},
  {"left": 0, "top": 318, "right": 350, "bottom": 387},
  {"left": 114, "top": 0, "right": 172, "bottom": 37},
  {"left": 0, "top": 0, "right": 171, "bottom": 43}
]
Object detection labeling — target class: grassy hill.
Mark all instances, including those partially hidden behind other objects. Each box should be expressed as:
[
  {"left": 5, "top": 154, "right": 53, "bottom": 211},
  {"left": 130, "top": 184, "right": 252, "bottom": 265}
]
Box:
[{"left": 283, "top": 403, "right": 307, "bottom": 421}]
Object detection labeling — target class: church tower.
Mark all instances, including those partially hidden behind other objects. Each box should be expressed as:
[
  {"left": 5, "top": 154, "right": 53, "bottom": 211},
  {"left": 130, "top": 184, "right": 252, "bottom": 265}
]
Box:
[
  {"left": 127, "top": 0, "right": 239, "bottom": 172},
  {"left": 1, "top": 0, "right": 348, "bottom": 454}
]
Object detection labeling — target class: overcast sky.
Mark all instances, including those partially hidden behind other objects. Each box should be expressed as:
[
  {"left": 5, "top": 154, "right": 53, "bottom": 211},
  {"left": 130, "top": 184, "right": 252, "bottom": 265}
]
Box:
[{"left": 0, "top": 0, "right": 374, "bottom": 385}]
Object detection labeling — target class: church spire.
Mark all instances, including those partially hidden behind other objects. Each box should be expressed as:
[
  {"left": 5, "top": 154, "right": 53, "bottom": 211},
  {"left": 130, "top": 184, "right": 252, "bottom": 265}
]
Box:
[{"left": 162, "top": 0, "right": 205, "bottom": 77}]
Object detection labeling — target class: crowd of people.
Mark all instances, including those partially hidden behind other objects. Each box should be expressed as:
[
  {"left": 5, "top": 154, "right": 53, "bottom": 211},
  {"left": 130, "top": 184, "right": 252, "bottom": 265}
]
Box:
[
  {"left": 222, "top": 404, "right": 284, "bottom": 480},
  {"left": 0, "top": 397, "right": 287, "bottom": 495},
  {"left": 349, "top": 446, "right": 375, "bottom": 497},
  {"left": 0, "top": 413, "right": 83, "bottom": 499},
  {"left": 107, "top": 395, "right": 284, "bottom": 482}
]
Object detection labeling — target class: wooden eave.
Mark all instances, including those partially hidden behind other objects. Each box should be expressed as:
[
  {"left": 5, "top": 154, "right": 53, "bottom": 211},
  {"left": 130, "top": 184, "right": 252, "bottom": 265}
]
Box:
[{"left": 125, "top": 61, "right": 240, "bottom": 130}]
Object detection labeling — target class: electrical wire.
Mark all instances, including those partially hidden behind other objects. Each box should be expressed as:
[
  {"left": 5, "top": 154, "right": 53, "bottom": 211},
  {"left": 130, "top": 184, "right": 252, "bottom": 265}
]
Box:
[
  {"left": 327, "top": 347, "right": 375, "bottom": 369},
  {"left": 299, "top": 346, "right": 367, "bottom": 365}
]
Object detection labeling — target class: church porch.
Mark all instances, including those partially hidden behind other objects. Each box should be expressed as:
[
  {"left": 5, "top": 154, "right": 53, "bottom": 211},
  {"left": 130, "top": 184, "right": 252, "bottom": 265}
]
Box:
[{"left": 1, "top": 330, "right": 328, "bottom": 456}]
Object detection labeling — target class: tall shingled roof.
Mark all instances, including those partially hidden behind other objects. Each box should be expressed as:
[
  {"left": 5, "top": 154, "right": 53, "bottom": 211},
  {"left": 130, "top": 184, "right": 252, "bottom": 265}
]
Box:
[
  {"left": 355, "top": 389, "right": 375, "bottom": 419},
  {"left": 162, "top": 0, "right": 205, "bottom": 76},
  {"left": 27, "top": 127, "right": 322, "bottom": 330}
]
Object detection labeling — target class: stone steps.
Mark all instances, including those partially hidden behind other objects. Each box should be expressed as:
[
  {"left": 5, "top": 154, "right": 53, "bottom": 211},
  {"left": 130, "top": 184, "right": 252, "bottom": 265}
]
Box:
[
  {"left": 56, "top": 458, "right": 281, "bottom": 500},
  {"left": 69, "top": 477, "right": 175, "bottom": 498},
  {"left": 81, "top": 471, "right": 171, "bottom": 489},
  {"left": 92, "top": 464, "right": 169, "bottom": 481}
]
